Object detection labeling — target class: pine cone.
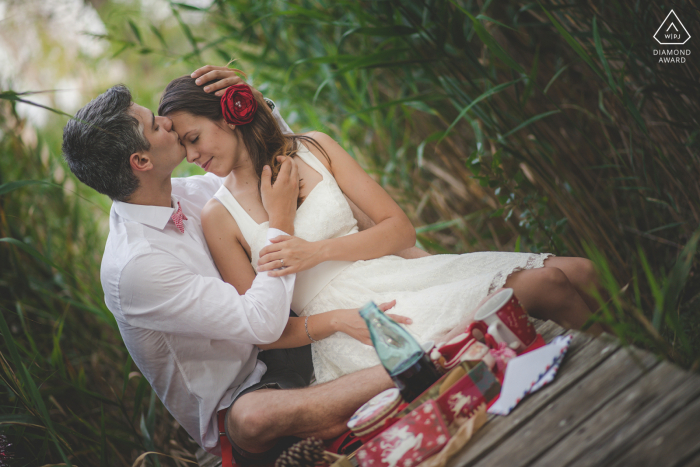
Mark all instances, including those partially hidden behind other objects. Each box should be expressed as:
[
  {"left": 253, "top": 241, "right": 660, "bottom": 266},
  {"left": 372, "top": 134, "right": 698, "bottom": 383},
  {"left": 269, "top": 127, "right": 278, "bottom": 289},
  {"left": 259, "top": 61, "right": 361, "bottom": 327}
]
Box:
[{"left": 275, "top": 437, "right": 326, "bottom": 467}]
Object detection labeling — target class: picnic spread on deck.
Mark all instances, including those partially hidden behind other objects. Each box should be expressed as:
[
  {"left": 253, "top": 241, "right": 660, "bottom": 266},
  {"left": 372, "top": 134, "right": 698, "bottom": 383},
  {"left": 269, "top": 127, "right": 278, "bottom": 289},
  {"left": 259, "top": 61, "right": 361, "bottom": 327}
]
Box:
[{"left": 274, "top": 288, "right": 574, "bottom": 467}]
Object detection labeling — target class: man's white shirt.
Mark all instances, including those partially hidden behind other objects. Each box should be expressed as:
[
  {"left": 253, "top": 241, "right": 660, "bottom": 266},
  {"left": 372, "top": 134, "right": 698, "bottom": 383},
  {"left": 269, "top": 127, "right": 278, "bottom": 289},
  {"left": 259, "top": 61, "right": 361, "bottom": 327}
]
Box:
[{"left": 101, "top": 172, "right": 295, "bottom": 455}]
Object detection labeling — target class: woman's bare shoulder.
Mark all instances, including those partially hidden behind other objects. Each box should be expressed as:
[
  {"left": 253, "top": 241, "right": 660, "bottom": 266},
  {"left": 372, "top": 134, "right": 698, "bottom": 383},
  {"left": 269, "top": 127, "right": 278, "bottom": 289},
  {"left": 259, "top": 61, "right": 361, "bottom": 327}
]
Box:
[
  {"left": 201, "top": 198, "right": 241, "bottom": 240},
  {"left": 301, "top": 131, "right": 347, "bottom": 171}
]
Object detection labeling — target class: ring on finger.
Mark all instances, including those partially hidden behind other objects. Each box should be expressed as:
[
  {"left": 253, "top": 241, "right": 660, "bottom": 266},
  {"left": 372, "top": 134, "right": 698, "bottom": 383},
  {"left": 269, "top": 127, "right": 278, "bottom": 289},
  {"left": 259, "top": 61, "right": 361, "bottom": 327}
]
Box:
[{"left": 280, "top": 259, "right": 284, "bottom": 266}]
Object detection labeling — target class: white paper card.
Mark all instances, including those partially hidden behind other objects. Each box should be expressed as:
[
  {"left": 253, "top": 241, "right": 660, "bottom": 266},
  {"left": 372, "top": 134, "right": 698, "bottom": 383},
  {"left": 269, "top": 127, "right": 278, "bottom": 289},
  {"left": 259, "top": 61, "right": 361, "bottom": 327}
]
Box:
[{"left": 488, "top": 334, "right": 573, "bottom": 416}]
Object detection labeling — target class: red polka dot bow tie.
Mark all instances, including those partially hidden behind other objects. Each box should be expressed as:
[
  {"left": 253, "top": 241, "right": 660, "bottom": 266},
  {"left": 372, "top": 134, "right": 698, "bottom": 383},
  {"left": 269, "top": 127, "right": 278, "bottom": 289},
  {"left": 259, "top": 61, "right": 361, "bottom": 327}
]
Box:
[{"left": 171, "top": 201, "right": 188, "bottom": 233}]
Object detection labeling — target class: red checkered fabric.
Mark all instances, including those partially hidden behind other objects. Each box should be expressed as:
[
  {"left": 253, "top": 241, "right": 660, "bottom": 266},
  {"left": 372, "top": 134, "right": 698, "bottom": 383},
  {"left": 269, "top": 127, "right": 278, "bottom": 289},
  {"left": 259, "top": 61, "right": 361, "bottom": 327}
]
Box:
[{"left": 171, "top": 201, "right": 188, "bottom": 233}]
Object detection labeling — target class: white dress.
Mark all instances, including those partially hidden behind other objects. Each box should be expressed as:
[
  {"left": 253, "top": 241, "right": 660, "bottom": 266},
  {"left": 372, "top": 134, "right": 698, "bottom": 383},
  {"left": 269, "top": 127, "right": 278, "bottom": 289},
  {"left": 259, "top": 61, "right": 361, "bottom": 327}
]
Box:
[{"left": 213, "top": 144, "right": 552, "bottom": 383}]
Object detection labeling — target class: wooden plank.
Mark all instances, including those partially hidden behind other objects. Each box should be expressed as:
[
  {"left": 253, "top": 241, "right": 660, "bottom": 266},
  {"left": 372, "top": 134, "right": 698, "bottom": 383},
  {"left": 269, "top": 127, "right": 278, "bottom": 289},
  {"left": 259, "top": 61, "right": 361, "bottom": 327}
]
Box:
[
  {"left": 681, "top": 449, "right": 700, "bottom": 467},
  {"left": 534, "top": 320, "right": 566, "bottom": 341},
  {"left": 448, "top": 331, "right": 618, "bottom": 467},
  {"left": 196, "top": 448, "right": 222, "bottom": 467},
  {"left": 531, "top": 360, "right": 700, "bottom": 467},
  {"left": 470, "top": 345, "right": 659, "bottom": 467},
  {"left": 606, "top": 390, "right": 700, "bottom": 467}
]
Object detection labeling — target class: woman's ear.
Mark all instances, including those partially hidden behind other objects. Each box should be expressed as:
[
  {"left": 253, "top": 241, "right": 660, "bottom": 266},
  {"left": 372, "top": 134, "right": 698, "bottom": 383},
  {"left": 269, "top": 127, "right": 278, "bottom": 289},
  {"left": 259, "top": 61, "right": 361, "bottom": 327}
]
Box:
[{"left": 227, "top": 123, "right": 237, "bottom": 131}]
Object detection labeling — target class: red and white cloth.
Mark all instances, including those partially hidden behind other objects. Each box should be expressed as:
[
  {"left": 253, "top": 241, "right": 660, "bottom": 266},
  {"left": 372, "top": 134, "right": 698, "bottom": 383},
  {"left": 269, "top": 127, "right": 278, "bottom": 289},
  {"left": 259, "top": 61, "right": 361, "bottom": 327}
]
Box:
[{"left": 171, "top": 201, "right": 188, "bottom": 233}]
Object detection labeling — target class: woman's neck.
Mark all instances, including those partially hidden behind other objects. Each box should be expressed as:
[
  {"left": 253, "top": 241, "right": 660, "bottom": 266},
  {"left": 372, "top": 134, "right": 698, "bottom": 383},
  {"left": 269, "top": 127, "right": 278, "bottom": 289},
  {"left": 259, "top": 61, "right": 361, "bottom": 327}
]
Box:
[{"left": 224, "top": 153, "right": 259, "bottom": 193}]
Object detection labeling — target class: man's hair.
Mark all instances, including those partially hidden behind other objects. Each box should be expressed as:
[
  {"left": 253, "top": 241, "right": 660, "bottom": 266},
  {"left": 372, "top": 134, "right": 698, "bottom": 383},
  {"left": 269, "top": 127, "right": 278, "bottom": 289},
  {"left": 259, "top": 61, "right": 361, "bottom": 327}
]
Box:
[{"left": 62, "top": 85, "right": 149, "bottom": 201}]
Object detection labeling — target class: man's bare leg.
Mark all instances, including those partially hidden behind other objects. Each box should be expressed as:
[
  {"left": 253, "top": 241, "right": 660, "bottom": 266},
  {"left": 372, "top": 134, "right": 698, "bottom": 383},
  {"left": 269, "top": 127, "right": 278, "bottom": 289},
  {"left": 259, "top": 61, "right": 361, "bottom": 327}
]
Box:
[{"left": 227, "top": 365, "right": 393, "bottom": 453}]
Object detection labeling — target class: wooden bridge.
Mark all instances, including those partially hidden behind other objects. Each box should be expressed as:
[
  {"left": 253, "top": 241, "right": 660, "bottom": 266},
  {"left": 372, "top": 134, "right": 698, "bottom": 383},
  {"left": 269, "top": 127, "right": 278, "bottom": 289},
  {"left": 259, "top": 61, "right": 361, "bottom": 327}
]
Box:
[{"left": 197, "top": 321, "right": 700, "bottom": 467}]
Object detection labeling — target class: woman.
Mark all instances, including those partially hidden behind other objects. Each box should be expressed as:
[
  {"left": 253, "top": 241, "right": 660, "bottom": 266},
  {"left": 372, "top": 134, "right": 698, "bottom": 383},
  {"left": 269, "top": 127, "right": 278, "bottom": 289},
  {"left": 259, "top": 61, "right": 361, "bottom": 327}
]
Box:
[{"left": 158, "top": 70, "right": 604, "bottom": 383}]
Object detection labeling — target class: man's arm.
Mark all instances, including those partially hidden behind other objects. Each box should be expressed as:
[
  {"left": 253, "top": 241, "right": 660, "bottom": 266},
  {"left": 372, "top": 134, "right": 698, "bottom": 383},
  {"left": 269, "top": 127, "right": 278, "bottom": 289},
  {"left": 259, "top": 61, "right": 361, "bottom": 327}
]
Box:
[
  {"left": 115, "top": 155, "right": 300, "bottom": 344},
  {"left": 118, "top": 246, "right": 294, "bottom": 344}
]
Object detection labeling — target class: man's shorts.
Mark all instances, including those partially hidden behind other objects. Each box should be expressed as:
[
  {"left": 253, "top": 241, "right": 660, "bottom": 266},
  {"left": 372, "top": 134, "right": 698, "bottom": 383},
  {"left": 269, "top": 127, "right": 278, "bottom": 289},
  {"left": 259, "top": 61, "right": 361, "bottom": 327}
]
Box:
[{"left": 224, "top": 342, "right": 314, "bottom": 466}]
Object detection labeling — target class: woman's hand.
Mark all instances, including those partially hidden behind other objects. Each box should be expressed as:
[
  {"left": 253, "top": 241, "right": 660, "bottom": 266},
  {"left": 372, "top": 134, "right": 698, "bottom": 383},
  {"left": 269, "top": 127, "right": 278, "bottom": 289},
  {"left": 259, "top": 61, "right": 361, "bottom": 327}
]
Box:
[
  {"left": 330, "top": 300, "right": 412, "bottom": 345},
  {"left": 191, "top": 65, "right": 263, "bottom": 100},
  {"left": 258, "top": 235, "right": 323, "bottom": 276}
]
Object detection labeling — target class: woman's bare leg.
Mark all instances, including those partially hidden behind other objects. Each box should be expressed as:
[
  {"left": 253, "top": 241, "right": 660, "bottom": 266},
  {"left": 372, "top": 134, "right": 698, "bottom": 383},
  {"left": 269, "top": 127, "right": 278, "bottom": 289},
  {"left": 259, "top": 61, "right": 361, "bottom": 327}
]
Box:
[
  {"left": 504, "top": 265, "right": 604, "bottom": 335},
  {"left": 542, "top": 256, "right": 602, "bottom": 312}
]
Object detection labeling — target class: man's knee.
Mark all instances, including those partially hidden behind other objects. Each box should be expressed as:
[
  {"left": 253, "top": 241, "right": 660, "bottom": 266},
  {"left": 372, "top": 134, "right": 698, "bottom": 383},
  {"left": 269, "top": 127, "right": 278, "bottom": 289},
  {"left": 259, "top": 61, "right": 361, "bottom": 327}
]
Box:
[{"left": 227, "top": 395, "right": 277, "bottom": 446}]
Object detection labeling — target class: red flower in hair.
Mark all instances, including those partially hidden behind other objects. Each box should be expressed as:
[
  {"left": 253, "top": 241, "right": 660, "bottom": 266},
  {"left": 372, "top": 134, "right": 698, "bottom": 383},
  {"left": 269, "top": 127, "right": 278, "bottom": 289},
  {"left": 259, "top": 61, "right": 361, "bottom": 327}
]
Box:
[{"left": 221, "top": 84, "right": 258, "bottom": 125}]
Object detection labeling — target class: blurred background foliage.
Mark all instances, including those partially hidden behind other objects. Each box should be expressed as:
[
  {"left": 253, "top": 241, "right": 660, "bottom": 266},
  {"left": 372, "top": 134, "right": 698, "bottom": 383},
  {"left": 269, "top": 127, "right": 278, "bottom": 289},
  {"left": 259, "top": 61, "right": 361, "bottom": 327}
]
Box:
[{"left": 1, "top": 0, "right": 699, "bottom": 465}]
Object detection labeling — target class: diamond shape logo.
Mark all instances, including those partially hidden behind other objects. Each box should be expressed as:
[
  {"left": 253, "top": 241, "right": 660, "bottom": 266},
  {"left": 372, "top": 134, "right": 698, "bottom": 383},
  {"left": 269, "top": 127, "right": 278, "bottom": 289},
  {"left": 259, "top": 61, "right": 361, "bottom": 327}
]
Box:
[{"left": 654, "top": 10, "right": 691, "bottom": 45}]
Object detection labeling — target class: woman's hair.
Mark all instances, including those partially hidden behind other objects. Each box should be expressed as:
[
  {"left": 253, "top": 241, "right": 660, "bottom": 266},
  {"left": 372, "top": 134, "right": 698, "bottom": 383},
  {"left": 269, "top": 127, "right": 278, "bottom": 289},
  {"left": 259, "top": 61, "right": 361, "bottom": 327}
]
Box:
[{"left": 158, "top": 75, "right": 330, "bottom": 205}]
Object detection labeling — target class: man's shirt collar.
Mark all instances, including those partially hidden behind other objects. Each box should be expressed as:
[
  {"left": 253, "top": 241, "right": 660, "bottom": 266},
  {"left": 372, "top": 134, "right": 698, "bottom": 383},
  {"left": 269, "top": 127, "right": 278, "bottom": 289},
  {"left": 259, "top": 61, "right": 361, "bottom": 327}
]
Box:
[{"left": 112, "top": 196, "right": 179, "bottom": 231}]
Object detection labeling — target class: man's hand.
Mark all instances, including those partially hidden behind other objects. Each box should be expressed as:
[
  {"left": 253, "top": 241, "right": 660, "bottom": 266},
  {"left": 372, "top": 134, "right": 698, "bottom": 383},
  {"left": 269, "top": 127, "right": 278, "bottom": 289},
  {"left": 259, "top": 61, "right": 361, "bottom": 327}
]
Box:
[
  {"left": 191, "top": 65, "right": 264, "bottom": 101},
  {"left": 261, "top": 156, "right": 298, "bottom": 236},
  {"left": 332, "top": 300, "right": 412, "bottom": 345}
]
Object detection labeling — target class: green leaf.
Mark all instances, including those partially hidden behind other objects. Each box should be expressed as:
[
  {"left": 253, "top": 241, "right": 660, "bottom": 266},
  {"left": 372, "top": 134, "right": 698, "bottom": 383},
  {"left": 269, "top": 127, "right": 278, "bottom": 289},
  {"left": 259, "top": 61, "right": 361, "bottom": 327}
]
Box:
[
  {"left": 593, "top": 17, "right": 615, "bottom": 92},
  {"left": 416, "top": 132, "right": 444, "bottom": 167},
  {"left": 638, "top": 246, "right": 663, "bottom": 328},
  {"left": 171, "top": 6, "right": 200, "bottom": 58},
  {"left": 0, "top": 413, "right": 42, "bottom": 425},
  {"left": 0, "top": 308, "right": 25, "bottom": 390},
  {"left": 346, "top": 93, "right": 442, "bottom": 117},
  {"left": 514, "top": 235, "right": 522, "bottom": 252},
  {"left": 100, "top": 405, "right": 107, "bottom": 467},
  {"left": 439, "top": 79, "right": 521, "bottom": 144},
  {"left": 658, "top": 227, "right": 700, "bottom": 338},
  {"left": 132, "top": 376, "right": 148, "bottom": 424},
  {"left": 415, "top": 210, "right": 485, "bottom": 234},
  {"left": 121, "top": 355, "right": 133, "bottom": 397},
  {"left": 150, "top": 25, "right": 168, "bottom": 50},
  {"left": 0, "top": 237, "right": 63, "bottom": 271},
  {"left": 353, "top": 26, "right": 416, "bottom": 37},
  {"left": 128, "top": 20, "right": 143, "bottom": 45},
  {"left": 171, "top": 2, "right": 208, "bottom": 11},
  {"left": 543, "top": 65, "right": 568, "bottom": 95},
  {"left": 521, "top": 46, "right": 539, "bottom": 107},
  {"left": 272, "top": 4, "right": 336, "bottom": 22},
  {"left": 499, "top": 110, "right": 561, "bottom": 140},
  {"left": 17, "top": 359, "right": 72, "bottom": 465},
  {"left": 475, "top": 14, "right": 517, "bottom": 31},
  {"left": 0, "top": 180, "right": 54, "bottom": 196},
  {"left": 540, "top": 5, "right": 604, "bottom": 82},
  {"left": 621, "top": 84, "right": 648, "bottom": 134},
  {"left": 0, "top": 92, "right": 75, "bottom": 119},
  {"left": 449, "top": 1, "right": 524, "bottom": 74}
]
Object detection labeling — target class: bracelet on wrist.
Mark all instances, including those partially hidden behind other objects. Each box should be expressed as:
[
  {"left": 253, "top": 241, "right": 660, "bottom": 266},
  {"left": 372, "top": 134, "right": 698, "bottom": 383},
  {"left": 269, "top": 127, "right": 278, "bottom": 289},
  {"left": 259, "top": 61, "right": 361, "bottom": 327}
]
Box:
[{"left": 304, "top": 316, "right": 318, "bottom": 343}]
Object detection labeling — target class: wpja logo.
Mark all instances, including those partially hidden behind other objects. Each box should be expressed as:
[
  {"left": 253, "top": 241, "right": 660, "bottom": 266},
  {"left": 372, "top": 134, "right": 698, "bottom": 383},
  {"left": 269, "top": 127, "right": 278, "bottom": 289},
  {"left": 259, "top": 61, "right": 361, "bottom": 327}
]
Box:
[{"left": 653, "top": 9, "right": 691, "bottom": 63}]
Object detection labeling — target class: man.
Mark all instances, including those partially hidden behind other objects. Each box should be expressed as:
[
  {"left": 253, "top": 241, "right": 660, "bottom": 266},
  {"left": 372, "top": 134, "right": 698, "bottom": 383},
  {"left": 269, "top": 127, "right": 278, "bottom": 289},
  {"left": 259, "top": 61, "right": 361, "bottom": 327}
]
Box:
[{"left": 62, "top": 67, "right": 423, "bottom": 465}]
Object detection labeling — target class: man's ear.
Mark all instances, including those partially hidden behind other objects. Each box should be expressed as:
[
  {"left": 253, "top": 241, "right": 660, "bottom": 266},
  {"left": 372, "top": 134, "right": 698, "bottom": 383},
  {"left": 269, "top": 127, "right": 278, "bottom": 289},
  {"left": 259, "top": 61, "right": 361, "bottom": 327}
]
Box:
[{"left": 129, "top": 152, "right": 153, "bottom": 173}]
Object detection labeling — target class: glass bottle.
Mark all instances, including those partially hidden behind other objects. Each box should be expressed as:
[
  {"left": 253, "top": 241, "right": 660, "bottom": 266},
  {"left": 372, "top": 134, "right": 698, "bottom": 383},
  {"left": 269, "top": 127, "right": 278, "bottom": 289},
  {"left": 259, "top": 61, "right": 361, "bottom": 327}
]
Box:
[{"left": 359, "top": 301, "right": 440, "bottom": 402}]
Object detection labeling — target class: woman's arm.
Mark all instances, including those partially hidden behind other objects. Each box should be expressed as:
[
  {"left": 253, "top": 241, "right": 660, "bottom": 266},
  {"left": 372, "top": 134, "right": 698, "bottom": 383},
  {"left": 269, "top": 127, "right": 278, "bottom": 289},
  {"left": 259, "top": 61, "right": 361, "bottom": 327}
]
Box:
[
  {"left": 202, "top": 199, "right": 257, "bottom": 293},
  {"left": 258, "top": 132, "right": 417, "bottom": 275},
  {"left": 258, "top": 300, "right": 411, "bottom": 350},
  {"left": 345, "top": 194, "right": 431, "bottom": 259},
  {"left": 203, "top": 199, "right": 410, "bottom": 349}
]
